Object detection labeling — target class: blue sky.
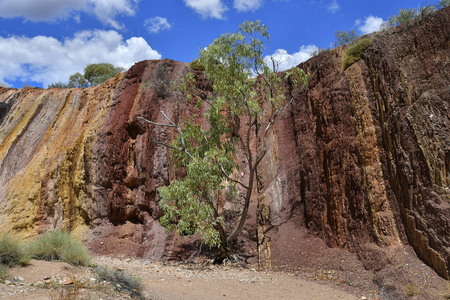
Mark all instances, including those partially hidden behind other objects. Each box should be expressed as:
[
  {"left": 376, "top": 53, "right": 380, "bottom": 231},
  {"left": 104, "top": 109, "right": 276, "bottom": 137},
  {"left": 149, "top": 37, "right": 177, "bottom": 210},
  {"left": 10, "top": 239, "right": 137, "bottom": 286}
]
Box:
[{"left": 0, "top": 0, "right": 430, "bottom": 88}]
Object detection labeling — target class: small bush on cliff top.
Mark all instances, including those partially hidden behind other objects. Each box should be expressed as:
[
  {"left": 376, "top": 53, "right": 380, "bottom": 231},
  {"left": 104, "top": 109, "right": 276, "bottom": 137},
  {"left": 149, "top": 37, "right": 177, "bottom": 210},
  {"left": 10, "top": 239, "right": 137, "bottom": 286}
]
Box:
[
  {"left": 0, "top": 233, "right": 30, "bottom": 267},
  {"left": 342, "top": 38, "right": 372, "bottom": 70},
  {"left": 190, "top": 58, "right": 205, "bottom": 70},
  {"left": 28, "top": 230, "right": 90, "bottom": 266}
]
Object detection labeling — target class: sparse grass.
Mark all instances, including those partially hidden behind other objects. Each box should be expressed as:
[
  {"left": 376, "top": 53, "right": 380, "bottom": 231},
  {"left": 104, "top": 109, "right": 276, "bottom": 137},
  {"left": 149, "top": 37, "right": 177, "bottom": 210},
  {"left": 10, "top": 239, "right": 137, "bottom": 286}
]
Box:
[
  {"left": 405, "top": 283, "right": 420, "bottom": 297},
  {"left": 0, "top": 233, "right": 30, "bottom": 267},
  {"left": 342, "top": 38, "right": 372, "bottom": 70},
  {"left": 28, "top": 230, "right": 90, "bottom": 266},
  {"left": 95, "top": 266, "right": 145, "bottom": 300},
  {"left": 0, "top": 264, "right": 6, "bottom": 281}
]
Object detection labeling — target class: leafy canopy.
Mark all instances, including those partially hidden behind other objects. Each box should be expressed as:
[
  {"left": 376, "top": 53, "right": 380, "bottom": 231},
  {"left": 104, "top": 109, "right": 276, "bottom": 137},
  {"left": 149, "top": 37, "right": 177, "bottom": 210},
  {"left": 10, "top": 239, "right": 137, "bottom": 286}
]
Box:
[
  {"left": 154, "top": 20, "right": 308, "bottom": 249},
  {"left": 48, "top": 63, "right": 124, "bottom": 88}
]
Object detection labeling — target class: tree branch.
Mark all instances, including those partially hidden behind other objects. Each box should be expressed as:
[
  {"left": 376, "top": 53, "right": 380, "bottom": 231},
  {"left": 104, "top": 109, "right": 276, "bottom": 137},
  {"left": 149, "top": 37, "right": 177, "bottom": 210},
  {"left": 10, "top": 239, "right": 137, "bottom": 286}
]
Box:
[
  {"left": 137, "top": 112, "right": 193, "bottom": 159},
  {"left": 136, "top": 116, "right": 177, "bottom": 128},
  {"left": 213, "top": 158, "right": 249, "bottom": 190}
]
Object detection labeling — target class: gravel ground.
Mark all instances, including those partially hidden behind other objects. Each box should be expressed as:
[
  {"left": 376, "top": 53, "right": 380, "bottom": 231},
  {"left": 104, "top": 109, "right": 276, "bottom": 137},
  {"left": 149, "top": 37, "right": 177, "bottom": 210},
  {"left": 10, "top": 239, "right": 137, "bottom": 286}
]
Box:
[{"left": 1, "top": 257, "right": 368, "bottom": 300}]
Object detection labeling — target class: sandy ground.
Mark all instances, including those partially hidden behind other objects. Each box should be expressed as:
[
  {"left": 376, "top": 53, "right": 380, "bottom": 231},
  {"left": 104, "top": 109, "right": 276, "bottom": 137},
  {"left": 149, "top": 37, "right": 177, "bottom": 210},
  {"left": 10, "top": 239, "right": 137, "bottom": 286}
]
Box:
[{"left": 0, "top": 257, "right": 367, "bottom": 300}]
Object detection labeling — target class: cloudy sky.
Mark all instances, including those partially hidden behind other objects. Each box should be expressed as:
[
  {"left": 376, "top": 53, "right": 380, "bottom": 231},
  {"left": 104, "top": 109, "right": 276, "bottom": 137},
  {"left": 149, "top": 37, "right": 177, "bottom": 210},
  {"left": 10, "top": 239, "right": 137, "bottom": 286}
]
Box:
[{"left": 0, "top": 0, "right": 429, "bottom": 88}]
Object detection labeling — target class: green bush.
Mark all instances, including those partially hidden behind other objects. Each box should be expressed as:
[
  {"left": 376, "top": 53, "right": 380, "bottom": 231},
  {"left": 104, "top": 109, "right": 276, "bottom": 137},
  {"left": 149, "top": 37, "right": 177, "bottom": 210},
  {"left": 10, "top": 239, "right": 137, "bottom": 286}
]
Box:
[
  {"left": 190, "top": 59, "right": 205, "bottom": 70},
  {"left": 28, "top": 230, "right": 90, "bottom": 266},
  {"left": 342, "top": 38, "right": 372, "bottom": 70},
  {"left": 0, "top": 264, "right": 7, "bottom": 281},
  {"left": 0, "top": 233, "right": 30, "bottom": 267},
  {"left": 95, "top": 266, "right": 144, "bottom": 300},
  {"left": 334, "top": 29, "right": 359, "bottom": 47},
  {"left": 439, "top": 0, "right": 450, "bottom": 7}
]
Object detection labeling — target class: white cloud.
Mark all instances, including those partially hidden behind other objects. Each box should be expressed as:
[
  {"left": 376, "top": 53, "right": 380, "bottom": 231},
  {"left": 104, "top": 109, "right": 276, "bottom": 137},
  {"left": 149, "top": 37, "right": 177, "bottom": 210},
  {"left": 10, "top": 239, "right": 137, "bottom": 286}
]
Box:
[
  {"left": 234, "top": 0, "right": 263, "bottom": 12},
  {"left": 0, "top": 0, "right": 85, "bottom": 20},
  {"left": 357, "top": 16, "right": 383, "bottom": 35},
  {"left": 265, "top": 45, "right": 318, "bottom": 71},
  {"left": 89, "top": 0, "right": 138, "bottom": 29},
  {"left": 327, "top": 0, "right": 340, "bottom": 14},
  {"left": 144, "top": 17, "right": 172, "bottom": 34},
  {"left": 0, "top": 0, "right": 138, "bottom": 29},
  {"left": 0, "top": 30, "right": 161, "bottom": 87},
  {"left": 183, "top": 0, "right": 228, "bottom": 19}
]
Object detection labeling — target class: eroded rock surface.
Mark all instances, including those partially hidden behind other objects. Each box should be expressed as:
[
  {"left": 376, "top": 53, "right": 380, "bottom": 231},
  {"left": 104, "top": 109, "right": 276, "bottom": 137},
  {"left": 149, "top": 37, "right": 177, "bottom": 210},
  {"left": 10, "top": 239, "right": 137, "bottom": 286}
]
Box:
[{"left": 0, "top": 7, "right": 449, "bottom": 288}]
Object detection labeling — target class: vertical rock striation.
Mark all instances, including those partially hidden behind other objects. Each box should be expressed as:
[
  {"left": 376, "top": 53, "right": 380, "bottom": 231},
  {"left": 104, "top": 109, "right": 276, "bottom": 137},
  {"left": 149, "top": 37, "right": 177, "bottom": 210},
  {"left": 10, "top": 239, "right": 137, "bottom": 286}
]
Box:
[
  {"left": 0, "top": 7, "right": 449, "bottom": 280},
  {"left": 257, "top": 7, "right": 450, "bottom": 279}
]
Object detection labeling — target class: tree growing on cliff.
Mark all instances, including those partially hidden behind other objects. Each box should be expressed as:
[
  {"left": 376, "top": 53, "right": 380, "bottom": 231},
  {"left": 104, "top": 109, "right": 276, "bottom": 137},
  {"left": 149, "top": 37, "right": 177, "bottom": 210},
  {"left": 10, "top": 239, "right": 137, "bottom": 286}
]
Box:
[
  {"left": 139, "top": 21, "right": 309, "bottom": 260},
  {"left": 333, "top": 29, "right": 359, "bottom": 47},
  {"left": 48, "top": 63, "right": 124, "bottom": 88}
]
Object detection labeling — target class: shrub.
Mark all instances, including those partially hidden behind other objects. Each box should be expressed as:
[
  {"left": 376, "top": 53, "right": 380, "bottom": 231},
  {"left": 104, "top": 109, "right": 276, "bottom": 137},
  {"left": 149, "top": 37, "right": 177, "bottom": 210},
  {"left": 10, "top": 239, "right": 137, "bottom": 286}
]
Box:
[
  {"left": 396, "top": 8, "right": 417, "bottom": 24},
  {"left": 334, "top": 30, "right": 359, "bottom": 47},
  {"left": 190, "top": 59, "right": 205, "bottom": 70},
  {"left": 28, "top": 230, "right": 90, "bottom": 266},
  {"left": 416, "top": 3, "right": 437, "bottom": 20},
  {"left": 439, "top": 0, "right": 450, "bottom": 7},
  {"left": 342, "top": 38, "right": 372, "bottom": 70},
  {"left": 95, "top": 266, "right": 144, "bottom": 300},
  {"left": 0, "top": 233, "right": 30, "bottom": 267},
  {"left": 0, "top": 264, "right": 6, "bottom": 281},
  {"left": 154, "top": 65, "right": 173, "bottom": 98}
]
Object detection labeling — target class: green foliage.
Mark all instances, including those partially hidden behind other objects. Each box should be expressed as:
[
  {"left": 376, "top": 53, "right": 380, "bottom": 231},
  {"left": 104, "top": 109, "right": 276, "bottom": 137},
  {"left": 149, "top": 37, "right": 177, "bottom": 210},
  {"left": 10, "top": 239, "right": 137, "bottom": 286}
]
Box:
[
  {"left": 380, "top": 1, "right": 448, "bottom": 30},
  {"left": 83, "top": 63, "right": 124, "bottom": 86},
  {"left": 396, "top": 8, "right": 417, "bottom": 24},
  {"left": 0, "top": 264, "right": 6, "bottom": 281},
  {"left": 48, "top": 63, "right": 124, "bottom": 88},
  {"left": 342, "top": 38, "right": 372, "bottom": 70},
  {"left": 28, "top": 230, "right": 90, "bottom": 266},
  {"left": 68, "top": 72, "right": 88, "bottom": 88},
  {"left": 0, "top": 233, "right": 30, "bottom": 267},
  {"left": 154, "top": 65, "right": 173, "bottom": 98},
  {"left": 48, "top": 82, "right": 68, "bottom": 88},
  {"left": 95, "top": 266, "right": 144, "bottom": 300},
  {"left": 416, "top": 3, "right": 437, "bottom": 20},
  {"left": 310, "top": 47, "right": 328, "bottom": 57},
  {"left": 440, "top": 0, "right": 450, "bottom": 7},
  {"left": 334, "top": 30, "right": 359, "bottom": 47},
  {"left": 155, "top": 20, "right": 308, "bottom": 249},
  {"left": 190, "top": 59, "right": 206, "bottom": 70}
]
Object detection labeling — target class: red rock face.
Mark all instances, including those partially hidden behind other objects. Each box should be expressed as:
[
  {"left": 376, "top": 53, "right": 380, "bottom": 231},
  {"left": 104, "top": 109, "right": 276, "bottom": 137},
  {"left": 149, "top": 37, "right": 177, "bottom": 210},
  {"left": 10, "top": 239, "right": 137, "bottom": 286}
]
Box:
[
  {"left": 0, "top": 8, "right": 449, "bottom": 282},
  {"left": 257, "top": 8, "right": 450, "bottom": 279}
]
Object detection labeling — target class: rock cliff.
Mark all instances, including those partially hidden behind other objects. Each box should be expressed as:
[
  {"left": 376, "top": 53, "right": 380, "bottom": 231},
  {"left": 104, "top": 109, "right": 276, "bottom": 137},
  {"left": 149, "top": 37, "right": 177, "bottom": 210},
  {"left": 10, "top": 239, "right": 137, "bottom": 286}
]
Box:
[{"left": 0, "top": 6, "right": 449, "bottom": 289}]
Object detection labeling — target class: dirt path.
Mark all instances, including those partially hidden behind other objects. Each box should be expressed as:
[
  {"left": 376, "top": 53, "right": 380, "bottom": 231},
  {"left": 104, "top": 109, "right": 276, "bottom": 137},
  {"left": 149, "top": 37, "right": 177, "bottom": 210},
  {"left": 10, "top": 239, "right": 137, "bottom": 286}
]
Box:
[
  {"left": 96, "top": 257, "right": 363, "bottom": 300},
  {"left": 1, "top": 256, "right": 366, "bottom": 300}
]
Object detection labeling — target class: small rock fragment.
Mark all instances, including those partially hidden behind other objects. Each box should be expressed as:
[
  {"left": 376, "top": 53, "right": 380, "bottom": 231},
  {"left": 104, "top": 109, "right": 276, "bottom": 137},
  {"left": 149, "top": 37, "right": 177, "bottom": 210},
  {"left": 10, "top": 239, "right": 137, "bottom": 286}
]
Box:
[{"left": 59, "top": 278, "right": 74, "bottom": 285}]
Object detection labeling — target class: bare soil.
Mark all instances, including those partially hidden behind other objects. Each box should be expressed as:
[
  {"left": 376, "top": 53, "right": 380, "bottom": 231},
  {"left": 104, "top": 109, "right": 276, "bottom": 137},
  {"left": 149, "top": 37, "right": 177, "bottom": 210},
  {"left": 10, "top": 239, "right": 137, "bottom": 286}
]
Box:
[
  {"left": 1, "top": 257, "right": 365, "bottom": 300},
  {"left": 1, "top": 250, "right": 448, "bottom": 300}
]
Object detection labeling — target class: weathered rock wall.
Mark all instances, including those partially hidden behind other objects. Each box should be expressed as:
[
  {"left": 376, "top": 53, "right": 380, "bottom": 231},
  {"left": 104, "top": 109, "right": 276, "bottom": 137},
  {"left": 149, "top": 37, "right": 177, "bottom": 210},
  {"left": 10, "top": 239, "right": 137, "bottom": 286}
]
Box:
[
  {"left": 0, "top": 60, "right": 192, "bottom": 258},
  {"left": 0, "top": 7, "right": 449, "bottom": 280},
  {"left": 257, "top": 7, "right": 450, "bottom": 278}
]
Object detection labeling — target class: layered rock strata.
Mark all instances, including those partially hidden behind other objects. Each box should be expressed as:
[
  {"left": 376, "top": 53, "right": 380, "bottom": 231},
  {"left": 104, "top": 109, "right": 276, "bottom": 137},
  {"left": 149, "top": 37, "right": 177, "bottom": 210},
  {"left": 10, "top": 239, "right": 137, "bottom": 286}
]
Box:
[{"left": 0, "top": 7, "right": 449, "bottom": 280}]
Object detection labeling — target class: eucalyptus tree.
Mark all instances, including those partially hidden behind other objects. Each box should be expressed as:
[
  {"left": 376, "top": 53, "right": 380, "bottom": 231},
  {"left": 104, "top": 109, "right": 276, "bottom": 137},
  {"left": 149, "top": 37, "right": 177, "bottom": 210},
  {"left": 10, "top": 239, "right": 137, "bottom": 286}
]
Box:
[{"left": 139, "top": 21, "right": 309, "bottom": 260}]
